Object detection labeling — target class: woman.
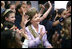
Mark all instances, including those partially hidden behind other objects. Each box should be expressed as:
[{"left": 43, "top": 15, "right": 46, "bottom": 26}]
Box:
[{"left": 25, "top": 1, "right": 53, "bottom": 48}]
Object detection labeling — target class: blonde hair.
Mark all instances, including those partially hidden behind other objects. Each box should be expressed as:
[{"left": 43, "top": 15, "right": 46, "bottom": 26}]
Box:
[{"left": 61, "top": 17, "right": 71, "bottom": 39}]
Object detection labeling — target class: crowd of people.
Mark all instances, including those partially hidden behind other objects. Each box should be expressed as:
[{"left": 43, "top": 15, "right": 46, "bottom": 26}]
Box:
[{"left": 1, "top": 1, "right": 71, "bottom": 48}]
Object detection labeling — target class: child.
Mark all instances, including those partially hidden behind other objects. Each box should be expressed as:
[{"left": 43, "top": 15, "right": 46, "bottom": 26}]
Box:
[{"left": 1, "top": 9, "right": 29, "bottom": 48}]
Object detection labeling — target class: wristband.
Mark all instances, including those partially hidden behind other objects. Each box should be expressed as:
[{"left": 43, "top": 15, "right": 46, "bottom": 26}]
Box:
[{"left": 59, "top": 17, "right": 64, "bottom": 22}]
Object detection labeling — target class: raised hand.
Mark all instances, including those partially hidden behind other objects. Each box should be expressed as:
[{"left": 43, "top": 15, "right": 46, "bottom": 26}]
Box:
[
  {"left": 39, "top": 1, "right": 52, "bottom": 22},
  {"left": 48, "top": 1, "right": 50, "bottom": 3},
  {"left": 21, "top": 12, "right": 30, "bottom": 28},
  {"left": 61, "top": 10, "right": 71, "bottom": 18},
  {"left": 40, "top": 4, "right": 45, "bottom": 9},
  {"left": 24, "top": 15, "right": 30, "bottom": 25},
  {"left": 48, "top": 1, "right": 52, "bottom": 6},
  {"left": 20, "top": 29, "right": 29, "bottom": 40},
  {"left": 66, "top": 10, "right": 71, "bottom": 17},
  {"left": 39, "top": 27, "right": 46, "bottom": 40}
]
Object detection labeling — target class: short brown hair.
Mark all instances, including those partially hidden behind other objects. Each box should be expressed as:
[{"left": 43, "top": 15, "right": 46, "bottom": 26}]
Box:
[{"left": 26, "top": 7, "right": 38, "bottom": 21}]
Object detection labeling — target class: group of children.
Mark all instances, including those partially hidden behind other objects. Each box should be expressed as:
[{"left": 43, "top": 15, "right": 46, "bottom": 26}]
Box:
[{"left": 1, "top": 1, "right": 71, "bottom": 48}]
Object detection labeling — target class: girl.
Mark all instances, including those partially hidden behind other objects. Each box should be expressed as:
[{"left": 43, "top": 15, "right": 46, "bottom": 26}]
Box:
[{"left": 1, "top": 9, "right": 29, "bottom": 48}]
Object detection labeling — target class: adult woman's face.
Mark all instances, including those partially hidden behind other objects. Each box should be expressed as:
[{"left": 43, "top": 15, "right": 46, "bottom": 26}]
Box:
[
  {"left": 31, "top": 13, "right": 40, "bottom": 24},
  {"left": 5, "top": 13, "right": 15, "bottom": 23}
]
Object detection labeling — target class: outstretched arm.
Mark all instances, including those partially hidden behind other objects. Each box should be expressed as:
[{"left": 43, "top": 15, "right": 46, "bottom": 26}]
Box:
[
  {"left": 40, "top": 1, "right": 52, "bottom": 22},
  {"left": 38, "top": 4, "right": 45, "bottom": 17}
]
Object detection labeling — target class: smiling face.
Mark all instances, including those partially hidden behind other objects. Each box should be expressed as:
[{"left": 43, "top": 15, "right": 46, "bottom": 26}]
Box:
[
  {"left": 31, "top": 13, "right": 40, "bottom": 24},
  {"left": 5, "top": 12, "right": 15, "bottom": 23},
  {"left": 26, "top": 8, "right": 40, "bottom": 25}
]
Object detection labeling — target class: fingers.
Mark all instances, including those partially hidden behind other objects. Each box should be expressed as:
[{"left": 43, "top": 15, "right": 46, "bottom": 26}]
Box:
[
  {"left": 62, "top": 13, "right": 71, "bottom": 18},
  {"left": 48, "top": 1, "right": 51, "bottom": 4},
  {"left": 40, "top": 27, "right": 47, "bottom": 35},
  {"left": 24, "top": 19, "right": 30, "bottom": 25},
  {"left": 25, "top": 15, "right": 29, "bottom": 20},
  {"left": 40, "top": 27, "right": 43, "bottom": 33},
  {"left": 48, "top": 1, "right": 50, "bottom": 3},
  {"left": 40, "top": 27, "right": 43, "bottom": 36},
  {"left": 48, "top": 1, "right": 52, "bottom": 6},
  {"left": 66, "top": 13, "right": 71, "bottom": 17},
  {"left": 42, "top": 32, "right": 46, "bottom": 35},
  {"left": 20, "top": 29, "right": 28, "bottom": 39},
  {"left": 27, "top": 19, "right": 30, "bottom": 22},
  {"left": 40, "top": 4, "right": 45, "bottom": 9},
  {"left": 40, "top": 27, "right": 46, "bottom": 38}
]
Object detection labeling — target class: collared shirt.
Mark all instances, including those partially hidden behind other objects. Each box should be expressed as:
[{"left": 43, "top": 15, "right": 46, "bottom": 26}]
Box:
[{"left": 25, "top": 24, "right": 52, "bottom": 48}]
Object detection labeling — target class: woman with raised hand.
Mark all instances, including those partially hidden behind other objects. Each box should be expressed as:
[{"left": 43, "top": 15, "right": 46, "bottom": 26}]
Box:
[{"left": 24, "top": 1, "right": 53, "bottom": 48}]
